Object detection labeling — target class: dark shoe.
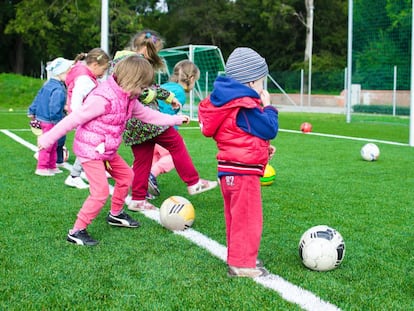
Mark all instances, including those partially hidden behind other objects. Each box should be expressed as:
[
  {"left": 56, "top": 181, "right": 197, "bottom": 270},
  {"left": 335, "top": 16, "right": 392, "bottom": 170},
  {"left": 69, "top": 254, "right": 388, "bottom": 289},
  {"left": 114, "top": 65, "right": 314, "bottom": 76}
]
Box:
[
  {"left": 106, "top": 211, "right": 140, "bottom": 228},
  {"left": 148, "top": 173, "right": 160, "bottom": 196},
  {"left": 67, "top": 229, "right": 98, "bottom": 246},
  {"left": 146, "top": 192, "right": 156, "bottom": 200}
]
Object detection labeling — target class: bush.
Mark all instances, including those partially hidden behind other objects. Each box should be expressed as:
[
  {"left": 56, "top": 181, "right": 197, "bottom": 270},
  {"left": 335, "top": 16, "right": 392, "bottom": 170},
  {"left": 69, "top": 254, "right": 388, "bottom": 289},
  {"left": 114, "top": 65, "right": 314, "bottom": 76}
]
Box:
[{"left": 352, "top": 104, "right": 410, "bottom": 116}]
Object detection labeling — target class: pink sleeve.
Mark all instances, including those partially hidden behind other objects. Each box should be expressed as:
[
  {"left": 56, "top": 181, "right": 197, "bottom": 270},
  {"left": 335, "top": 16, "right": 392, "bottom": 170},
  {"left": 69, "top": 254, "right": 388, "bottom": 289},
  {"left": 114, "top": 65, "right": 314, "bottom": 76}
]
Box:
[
  {"left": 38, "top": 95, "right": 107, "bottom": 149},
  {"left": 131, "top": 100, "right": 184, "bottom": 126}
]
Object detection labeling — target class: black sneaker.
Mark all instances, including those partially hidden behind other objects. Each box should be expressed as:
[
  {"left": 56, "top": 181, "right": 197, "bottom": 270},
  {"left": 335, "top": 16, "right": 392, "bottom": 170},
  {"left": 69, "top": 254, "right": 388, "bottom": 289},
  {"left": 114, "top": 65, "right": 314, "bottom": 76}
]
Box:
[
  {"left": 148, "top": 173, "right": 160, "bottom": 196},
  {"left": 106, "top": 211, "right": 140, "bottom": 228},
  {"left": 67, "top": 229, "right": 99, "bottom": 246}
]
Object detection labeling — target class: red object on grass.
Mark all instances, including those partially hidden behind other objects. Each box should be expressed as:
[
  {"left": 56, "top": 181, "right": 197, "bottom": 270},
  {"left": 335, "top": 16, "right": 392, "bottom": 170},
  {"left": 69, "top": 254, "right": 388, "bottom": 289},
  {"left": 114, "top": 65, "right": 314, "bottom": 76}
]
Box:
[{"left": 300, "top": 122, "right": 312, "bottom": 133}]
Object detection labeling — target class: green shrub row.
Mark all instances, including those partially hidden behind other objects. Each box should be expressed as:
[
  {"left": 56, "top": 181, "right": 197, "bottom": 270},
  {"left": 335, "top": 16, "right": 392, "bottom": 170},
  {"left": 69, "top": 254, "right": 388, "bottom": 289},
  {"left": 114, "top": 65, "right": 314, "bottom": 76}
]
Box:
[{"left": 353, "top": 104, "right": 410, "bottom": 115}]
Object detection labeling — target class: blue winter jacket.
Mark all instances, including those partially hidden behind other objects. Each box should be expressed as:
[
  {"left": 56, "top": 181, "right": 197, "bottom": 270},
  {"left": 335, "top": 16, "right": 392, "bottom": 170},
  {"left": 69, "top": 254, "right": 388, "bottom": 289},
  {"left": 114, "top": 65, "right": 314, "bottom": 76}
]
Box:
[{"left": 28, "top": 78, "right": 67, "bottom": 124}]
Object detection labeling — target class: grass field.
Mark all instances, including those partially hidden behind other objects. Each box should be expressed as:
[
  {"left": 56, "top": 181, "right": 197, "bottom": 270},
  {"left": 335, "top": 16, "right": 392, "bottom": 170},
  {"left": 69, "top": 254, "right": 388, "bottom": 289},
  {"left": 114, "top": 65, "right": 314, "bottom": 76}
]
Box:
[{"left": 1, "top": 74, "right": 414, "bottom": 310}]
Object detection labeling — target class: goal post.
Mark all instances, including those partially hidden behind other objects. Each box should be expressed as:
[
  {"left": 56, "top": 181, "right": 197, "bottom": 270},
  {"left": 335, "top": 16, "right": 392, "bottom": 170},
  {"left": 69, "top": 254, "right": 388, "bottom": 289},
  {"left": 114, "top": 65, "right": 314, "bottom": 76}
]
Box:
[{"left": 158, "top": 45, "right": 226, "bottom": 120}]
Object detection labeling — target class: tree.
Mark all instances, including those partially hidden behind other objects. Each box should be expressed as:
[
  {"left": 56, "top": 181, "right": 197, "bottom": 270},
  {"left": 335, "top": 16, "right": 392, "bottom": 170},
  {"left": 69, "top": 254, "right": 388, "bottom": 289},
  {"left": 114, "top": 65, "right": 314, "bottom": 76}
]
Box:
[{"left": 3, "top": 0, "right": 144, "bottom": 76}]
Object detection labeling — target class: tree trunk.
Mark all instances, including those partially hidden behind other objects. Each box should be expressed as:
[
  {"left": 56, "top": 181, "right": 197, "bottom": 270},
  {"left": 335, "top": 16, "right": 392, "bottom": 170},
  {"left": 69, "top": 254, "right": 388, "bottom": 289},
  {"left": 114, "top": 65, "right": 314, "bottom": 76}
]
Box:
[{"left": 13, "top": 36, "right": 24, "bottom": 74}]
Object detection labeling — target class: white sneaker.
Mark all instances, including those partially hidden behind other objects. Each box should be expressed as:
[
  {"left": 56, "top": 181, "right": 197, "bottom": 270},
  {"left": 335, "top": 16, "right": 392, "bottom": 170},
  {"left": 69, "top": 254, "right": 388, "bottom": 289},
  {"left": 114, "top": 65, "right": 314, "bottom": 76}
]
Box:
[
  {"left": 227, "top": 265, "right": 269, "bottom": 278},
  {"left": 128, "top": 200, "right": 157, "bottom": 211},
  {"left": 187, "top": 179, "right": 218, "bottom": 195},
  {"left": 65, "top": 176, "right": 89, "bottom": 189},
  {"left": 49, "top": 168, "right": 63, "bottom": 174},
  {"left": 35, "top": 169, "right": 54, "bottom": 176}
]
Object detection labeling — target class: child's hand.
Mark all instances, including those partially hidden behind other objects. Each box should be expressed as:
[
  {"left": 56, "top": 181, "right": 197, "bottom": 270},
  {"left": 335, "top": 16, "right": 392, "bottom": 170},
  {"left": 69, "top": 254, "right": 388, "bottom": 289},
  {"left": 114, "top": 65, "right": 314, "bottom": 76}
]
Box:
[
  {"left": 180, "top": 115, "right": 190, "bottom": 124},
  {"left": 268, "top": 145, "right": 276, "bottom": 160},
  {"left": 260, "top": 89, "right": 271, "bottom": 107},
  {"left": 171, "top": 98, "right": 182, "bottom": 111},
  {"left": 28, "top": 114, "right": 35, "bottom": 120},
  {"left": 37, "top": 136, "right": 45, "bottom": 151}
]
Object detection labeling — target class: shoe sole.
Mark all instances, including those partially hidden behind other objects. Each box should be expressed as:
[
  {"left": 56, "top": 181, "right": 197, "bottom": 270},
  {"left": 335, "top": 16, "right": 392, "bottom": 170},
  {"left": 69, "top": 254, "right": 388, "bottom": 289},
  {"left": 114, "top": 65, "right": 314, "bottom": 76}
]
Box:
[
  {"left": 107, "top": 221, "right": 140, "bottom": 228},
  {"left": 66, "top": 235, "right": 99, "bottom": 246},
  {"left": 35, "top": 172, "right": 55, "bottom": 176},
  {"left": 227, "top": 267, "right": 269, "bottom": 278},
  {"left": 64, "top": 179, "right": 89, "bottom": 189},
  {"left": 127, "top": 206, "right": 154, "bottom": 212}
]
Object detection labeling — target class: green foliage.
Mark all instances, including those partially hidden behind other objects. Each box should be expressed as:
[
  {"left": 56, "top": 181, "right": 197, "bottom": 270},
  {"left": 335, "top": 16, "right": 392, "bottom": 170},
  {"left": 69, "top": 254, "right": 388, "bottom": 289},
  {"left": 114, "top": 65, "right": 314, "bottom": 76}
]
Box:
[
  {"left": 1, "top": 0, "right": 348, "bottom": 77},
  {"left": 353, "top": 104, "right": 410, "bottom": 116},
  {"left": 353, "top": 0, "right": 411, "bottom": 90}
]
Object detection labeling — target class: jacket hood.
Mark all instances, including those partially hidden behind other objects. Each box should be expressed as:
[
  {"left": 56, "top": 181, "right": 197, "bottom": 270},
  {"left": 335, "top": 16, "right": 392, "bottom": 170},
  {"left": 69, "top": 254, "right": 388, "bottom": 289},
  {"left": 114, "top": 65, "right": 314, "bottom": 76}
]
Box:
[{"left": 210, "top": 76, "right": 260, "bottom": 107}]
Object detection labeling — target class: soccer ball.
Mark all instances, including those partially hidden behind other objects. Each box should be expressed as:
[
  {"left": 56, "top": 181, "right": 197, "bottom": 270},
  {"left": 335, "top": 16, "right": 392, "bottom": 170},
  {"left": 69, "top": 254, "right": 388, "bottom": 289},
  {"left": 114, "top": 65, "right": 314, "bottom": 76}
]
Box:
[
  {"left": 360, "top": 143, "right": 380, "bottom": 161},
  {"left": 300, "top": 122, "right": 312, "bottom": 133},
  {"left": 298, "top": 225, "right": 345, "bottom": 272},
  {"left": 260, "top": 164, "right": 276, "bottom": 186},
  {"left": 159, "top": 196, "right": 195, "bottom": 231},
  {"left": 63, "top": 146, "right": 70, "bottom": 162}
]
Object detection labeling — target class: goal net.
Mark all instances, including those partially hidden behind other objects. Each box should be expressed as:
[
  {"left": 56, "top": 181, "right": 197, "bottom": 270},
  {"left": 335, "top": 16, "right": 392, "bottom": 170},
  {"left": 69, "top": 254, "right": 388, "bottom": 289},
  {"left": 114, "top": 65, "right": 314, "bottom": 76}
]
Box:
[
  {"left": 349, "top": 0, "right": 411, "bottom": 114},
  {"left": 158, "top": 45, "right": 225, "bottom": 119}
]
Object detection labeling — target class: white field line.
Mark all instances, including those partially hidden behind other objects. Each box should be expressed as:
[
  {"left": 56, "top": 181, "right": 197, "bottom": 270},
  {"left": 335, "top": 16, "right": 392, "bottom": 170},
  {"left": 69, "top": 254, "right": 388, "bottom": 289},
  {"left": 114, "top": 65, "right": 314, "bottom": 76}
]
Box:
[
  {"left": 180, "top": 126, "right": 410, "bottom": 146},
  {"left": 1, "top": 129, "right": 340, "bottom": 311},
  {"left": 279, "top": 129, "right": 410, "bottom": 146}
]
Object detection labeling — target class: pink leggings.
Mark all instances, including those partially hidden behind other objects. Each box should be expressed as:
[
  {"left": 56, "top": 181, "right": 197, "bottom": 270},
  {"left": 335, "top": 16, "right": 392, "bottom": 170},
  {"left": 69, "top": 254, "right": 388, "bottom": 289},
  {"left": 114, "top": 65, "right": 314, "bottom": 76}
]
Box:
[
  {"left": 72, "top": 153, "right": 133, "bottom": 231},
  {"left": 37, "top": 122, "right": 57, "bottom": 170},
  {"left": 220, "top": 174, "right": 263, "bottom": 268}
]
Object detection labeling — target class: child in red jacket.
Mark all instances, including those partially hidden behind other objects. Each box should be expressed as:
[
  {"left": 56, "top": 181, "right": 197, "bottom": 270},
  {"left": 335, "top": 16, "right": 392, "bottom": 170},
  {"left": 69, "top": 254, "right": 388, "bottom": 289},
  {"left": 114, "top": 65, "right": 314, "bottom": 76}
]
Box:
[{"left": 198, "top": 47, "right": 278, "bottom": 278}]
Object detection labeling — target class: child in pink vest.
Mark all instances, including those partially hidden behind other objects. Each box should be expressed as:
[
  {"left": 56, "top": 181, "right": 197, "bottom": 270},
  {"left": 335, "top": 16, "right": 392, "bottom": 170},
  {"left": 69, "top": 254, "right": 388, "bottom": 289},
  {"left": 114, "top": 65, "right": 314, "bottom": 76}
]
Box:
[{"left": 38, "top": 56, "right": 189, "bottom": 246}]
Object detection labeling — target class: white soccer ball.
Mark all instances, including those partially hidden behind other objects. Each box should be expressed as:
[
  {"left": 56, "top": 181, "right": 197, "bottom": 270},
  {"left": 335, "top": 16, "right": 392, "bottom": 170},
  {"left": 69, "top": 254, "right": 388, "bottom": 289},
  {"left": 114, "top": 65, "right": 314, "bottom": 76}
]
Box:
[
  {"left": 298, "top": 225, "right": 345, "bottom": 272},
  {"left": 360, "top": 143, "right": 380, "bottom": 161},
  {"left": 159, "top": 196, "right": 195, "bottom": 231}
]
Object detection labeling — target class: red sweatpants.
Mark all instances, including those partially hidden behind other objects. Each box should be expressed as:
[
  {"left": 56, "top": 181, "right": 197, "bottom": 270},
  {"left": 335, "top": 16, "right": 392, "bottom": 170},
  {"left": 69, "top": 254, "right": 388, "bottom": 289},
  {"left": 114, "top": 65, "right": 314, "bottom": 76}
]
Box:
[
  {"left": 220, "top": 174, "right": 263, "bottom": 268},
  {"left": 130, "top": 127, "right": 199, "bottom": 200}
]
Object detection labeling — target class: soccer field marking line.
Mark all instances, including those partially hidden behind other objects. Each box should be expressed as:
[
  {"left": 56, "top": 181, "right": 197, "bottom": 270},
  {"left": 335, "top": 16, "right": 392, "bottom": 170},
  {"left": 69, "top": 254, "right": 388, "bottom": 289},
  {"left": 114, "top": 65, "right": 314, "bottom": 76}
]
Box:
[
  {"left": 1, "top": 129, "right": 341, "bottom": 311},
  {"left": 177, "top": 126, "right": 410, "bottom": 146},
  {"left": 279, "top": 129, "right": 409, "bottom": 146}
]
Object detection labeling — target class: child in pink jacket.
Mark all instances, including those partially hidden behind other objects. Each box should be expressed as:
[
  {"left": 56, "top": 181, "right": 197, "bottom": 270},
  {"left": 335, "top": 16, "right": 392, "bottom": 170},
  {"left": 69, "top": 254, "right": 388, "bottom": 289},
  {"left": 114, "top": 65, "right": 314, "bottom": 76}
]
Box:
[{"left": 38, "top": 55, "right": 189, "bottom": 246}]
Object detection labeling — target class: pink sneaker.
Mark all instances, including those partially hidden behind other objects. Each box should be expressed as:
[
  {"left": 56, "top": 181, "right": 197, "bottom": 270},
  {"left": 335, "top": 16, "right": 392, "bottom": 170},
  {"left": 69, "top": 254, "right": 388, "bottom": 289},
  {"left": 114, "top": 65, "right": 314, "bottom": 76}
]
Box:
[
  {"left": 128, "top": 200, "right": 157, "bottom": 211},
  {"left": 188, "top": 179, "right": 218, "bottom": 195}
]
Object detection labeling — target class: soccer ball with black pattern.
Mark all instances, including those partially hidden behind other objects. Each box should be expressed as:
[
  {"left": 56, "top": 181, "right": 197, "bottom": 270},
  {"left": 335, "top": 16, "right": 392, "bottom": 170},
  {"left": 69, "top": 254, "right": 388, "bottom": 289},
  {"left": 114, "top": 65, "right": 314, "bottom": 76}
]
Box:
[
  {"left": 298, "top": 225, "right": 345, "bottom": 271},
  {"left": 360, "top": 143, "right": 380, "bottom": 161},
  {"left": 159, "top": 196, "right": 195, "bottom": 231}
]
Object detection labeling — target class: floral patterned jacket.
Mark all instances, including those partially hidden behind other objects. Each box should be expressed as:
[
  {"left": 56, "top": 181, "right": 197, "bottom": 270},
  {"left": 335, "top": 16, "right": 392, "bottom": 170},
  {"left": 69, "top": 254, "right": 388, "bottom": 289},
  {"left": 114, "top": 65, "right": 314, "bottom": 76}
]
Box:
[{"left": 110, "top": 50, "right": 175, "bottom": 145}]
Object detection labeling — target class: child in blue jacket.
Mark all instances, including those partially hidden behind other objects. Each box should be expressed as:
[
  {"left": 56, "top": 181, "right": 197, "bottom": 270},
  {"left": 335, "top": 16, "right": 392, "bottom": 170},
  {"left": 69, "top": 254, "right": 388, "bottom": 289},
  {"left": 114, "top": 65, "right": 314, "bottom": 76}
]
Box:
[{"left": 28, "top": 57, "right": 73, "bottom": 176}]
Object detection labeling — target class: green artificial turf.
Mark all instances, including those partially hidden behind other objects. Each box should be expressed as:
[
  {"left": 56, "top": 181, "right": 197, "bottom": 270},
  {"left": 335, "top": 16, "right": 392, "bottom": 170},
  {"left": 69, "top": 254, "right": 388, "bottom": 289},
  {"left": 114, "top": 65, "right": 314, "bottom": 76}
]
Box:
[{"left": 1, "top": 74, "right": 414, "bottom": 310}]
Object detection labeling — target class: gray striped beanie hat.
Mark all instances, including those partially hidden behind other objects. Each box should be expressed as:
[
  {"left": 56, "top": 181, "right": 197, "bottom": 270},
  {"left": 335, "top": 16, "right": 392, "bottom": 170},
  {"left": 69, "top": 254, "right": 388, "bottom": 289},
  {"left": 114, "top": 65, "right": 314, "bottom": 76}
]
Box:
[{"left": 225, "top": 47, "right": 268, "bottom": 84}]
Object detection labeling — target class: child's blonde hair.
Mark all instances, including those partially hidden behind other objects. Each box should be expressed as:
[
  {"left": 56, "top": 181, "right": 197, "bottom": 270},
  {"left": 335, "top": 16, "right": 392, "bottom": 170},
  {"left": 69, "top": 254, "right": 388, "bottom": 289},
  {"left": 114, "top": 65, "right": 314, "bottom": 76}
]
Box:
[
  {"left": 170, "top": 60, "right": 200, "bottom": 91},
  {"left": 74, "top": 48, "right": 110, "bottom": 66},
  {"left": 113, "top": 55, "right": 154, "bottom": 93},
  {"left": 128, "top": 29, "right": 165, "bottom": 71}
]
